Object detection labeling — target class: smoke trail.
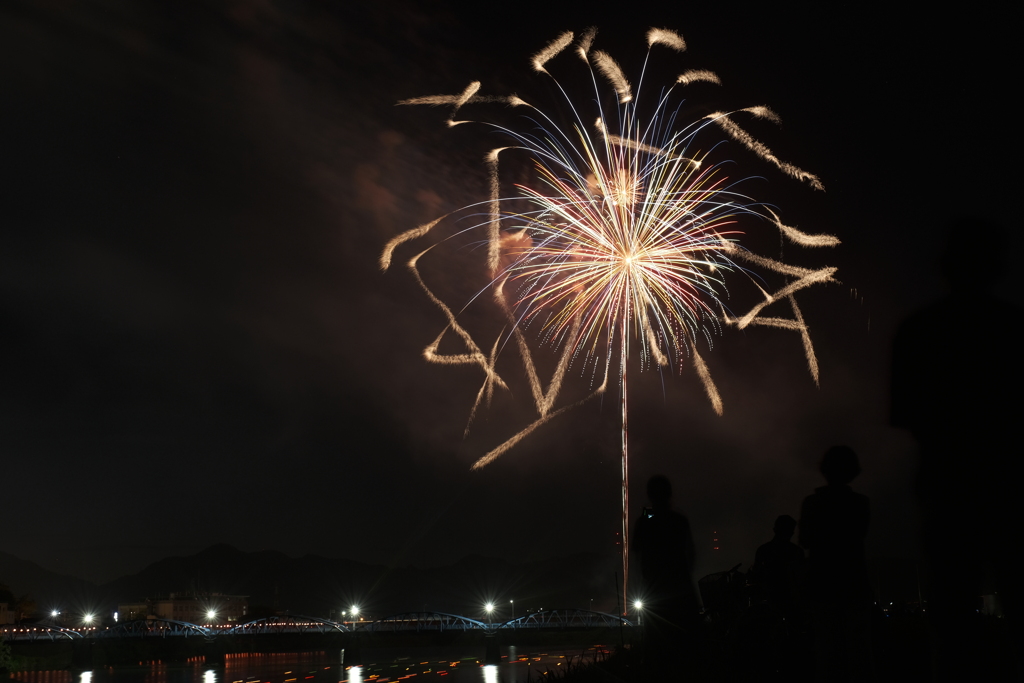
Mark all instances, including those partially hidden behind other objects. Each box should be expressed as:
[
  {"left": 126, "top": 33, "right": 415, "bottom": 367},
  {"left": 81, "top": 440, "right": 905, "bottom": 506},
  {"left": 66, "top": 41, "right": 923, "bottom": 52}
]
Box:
[
  {"left": 408, "top": 250, "right": 507, "bottom": 391},
  {"left": 767, "top": 209, "right": 841, "bottom": 247},
  {"left": 706, "top": 110, "right": 824, "bottom": 190},
  {"left": 577, "top": 26, "right": 598, "bottom": 58},
  {"left": 380, "top": 216, "right": 448, "bottom": 271},
  {"left": 677, "top": 70, "right": 721, "bottom": 86},
  {"left": 533, "top": 31, "right": 574, "bottom": 73},
  {"left": 692, "top": 348, "right": 723, "bottom": 416},
  {"left": 592, "top": 51, "right": 633, "bottom": 103},
  {"left": 789, "top": 294, "right": 820, "bottom": 385},
  {"left": 471, "top": 379, "right": 608, "bottom": 470},
  {"left": 647, "top": 28, "right": 687, "bottom": 52},
  {"left": 398, "top": 94, "right": 528, "bottom": 107}
]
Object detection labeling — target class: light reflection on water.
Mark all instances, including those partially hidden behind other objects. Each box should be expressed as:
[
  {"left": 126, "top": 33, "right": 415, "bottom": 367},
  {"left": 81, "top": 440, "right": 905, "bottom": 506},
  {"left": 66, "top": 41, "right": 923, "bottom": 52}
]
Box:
[{"left": 6, "top": 645, "right": 609, "bottom": 683}]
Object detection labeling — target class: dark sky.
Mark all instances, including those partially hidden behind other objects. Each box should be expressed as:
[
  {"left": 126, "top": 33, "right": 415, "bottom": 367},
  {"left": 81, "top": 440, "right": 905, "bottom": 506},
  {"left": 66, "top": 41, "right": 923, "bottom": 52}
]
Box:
[{"left": 1, "top": 0, "right": 1019, "bottom": 587}]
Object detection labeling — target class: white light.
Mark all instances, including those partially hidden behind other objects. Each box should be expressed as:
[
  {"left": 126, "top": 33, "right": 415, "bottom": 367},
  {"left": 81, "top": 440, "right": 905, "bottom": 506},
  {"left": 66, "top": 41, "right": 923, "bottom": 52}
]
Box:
[
  {"left": 633, "top": 601, "right": 643, "bottom": 610},
  {"left": 83, "top": 614, "right": 94, "bottom": 624},
  {"left": 51, "top": 610, "right": 59, "bottom": 618},
  {"left": 351, "top": 606, "right": 360, "bottom": 616},
  {"left": 485, "top": 603, "right": 494, "bottom": 613},
  {"left": 207, "top": 610, "right": 217, "bottom": 620}
]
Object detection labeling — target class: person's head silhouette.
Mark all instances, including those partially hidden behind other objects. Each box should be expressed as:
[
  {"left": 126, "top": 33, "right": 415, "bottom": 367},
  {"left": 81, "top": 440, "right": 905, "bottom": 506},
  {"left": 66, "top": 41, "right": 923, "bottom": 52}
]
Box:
[
  {"left": 773, "top": 514, "right": 797, "bottom": 540},
  {"left": 819, "top": 445, "right": 861, "bottom": 485},
  {"left": 647, "top": 474, "right": 672, "bottom": 509}
]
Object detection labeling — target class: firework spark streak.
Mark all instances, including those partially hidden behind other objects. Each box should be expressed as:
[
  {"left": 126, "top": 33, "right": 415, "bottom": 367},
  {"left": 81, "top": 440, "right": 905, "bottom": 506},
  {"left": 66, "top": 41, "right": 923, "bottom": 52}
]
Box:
[{"left": 383, "top": 27, "right": 838, "bottom": 611}]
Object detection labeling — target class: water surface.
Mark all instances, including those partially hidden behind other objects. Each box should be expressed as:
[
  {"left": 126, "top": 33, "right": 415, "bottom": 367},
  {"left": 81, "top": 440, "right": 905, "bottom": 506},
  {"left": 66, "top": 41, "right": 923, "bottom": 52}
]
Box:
[{"left": 7, "top": 645, "right": 611, "bottom": 683}]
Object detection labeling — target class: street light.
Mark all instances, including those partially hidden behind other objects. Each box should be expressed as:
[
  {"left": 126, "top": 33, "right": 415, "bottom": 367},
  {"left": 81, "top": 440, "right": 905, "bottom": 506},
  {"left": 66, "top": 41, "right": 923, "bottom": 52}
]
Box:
[
  {"left": 484, "top": 603, "right": 494, "bottom": 624},
  {"left": 206, "top": 609, "right": 217, "bottom": 623},
  {"left": 509, "top": 600, "right": 514, "bottom": 620}
]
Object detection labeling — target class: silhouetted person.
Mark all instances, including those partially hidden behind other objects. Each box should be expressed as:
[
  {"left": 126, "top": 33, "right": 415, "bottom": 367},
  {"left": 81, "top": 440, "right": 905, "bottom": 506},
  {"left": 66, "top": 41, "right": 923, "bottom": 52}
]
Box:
[
  {"left": 800, "top": 445, "right": 874, "bottom": 682},
  {"left": 633, "top": 474, "right": 699, "bottom": 671},
  {"left": 751, "top": 514, "right": 805, "bottom": 616},
  {"left": 891, "top": 218, "right": 1024, "bottom": 681}
]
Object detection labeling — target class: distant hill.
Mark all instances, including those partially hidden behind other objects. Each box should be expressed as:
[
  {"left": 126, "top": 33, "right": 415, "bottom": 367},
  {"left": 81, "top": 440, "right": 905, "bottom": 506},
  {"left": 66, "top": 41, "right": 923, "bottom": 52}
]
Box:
[
  {"left": 3, "top": 544, "right": 621, "bottom": 619},
  {"left": 0, "top": 550, "right": 98, "bottom": 613},
  {"left": 79, "top": 544, "right": 614, "bottom": 618},
  {"left": 98, "top": 543, "right": 621, "bottom": 617}
]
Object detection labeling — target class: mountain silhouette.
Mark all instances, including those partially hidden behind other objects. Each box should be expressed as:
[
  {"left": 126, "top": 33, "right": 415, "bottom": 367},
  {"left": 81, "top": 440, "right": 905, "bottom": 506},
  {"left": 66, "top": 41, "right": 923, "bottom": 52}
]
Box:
[{"left": 3, "top": 544, "right": 620, "bottom": 620}]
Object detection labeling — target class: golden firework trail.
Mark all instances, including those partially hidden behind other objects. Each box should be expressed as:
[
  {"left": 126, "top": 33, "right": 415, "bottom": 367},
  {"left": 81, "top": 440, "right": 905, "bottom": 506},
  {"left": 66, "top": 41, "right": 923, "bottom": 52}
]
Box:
[{"left": 382, "top": 27, "right": 838, "bottom": 612}]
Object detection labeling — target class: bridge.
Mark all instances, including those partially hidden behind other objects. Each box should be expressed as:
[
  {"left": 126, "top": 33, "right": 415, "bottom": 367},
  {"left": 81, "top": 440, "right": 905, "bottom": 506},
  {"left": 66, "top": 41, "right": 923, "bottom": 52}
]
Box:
[{"left": 0, "top": 609, "right": 631, "bottom": 641}]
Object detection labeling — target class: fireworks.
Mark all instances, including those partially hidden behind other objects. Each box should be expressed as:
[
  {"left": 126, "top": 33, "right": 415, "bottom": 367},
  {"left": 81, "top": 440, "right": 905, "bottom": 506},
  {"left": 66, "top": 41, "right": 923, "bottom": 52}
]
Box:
[{"left": 382, "top": 27, "right": 838, "bottom": 609}]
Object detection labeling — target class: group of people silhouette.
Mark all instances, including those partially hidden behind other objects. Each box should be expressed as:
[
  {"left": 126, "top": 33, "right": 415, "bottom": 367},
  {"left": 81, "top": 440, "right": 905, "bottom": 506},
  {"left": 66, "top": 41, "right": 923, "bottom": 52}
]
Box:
[
  {"left": 633, "top": 446, "right": 874, "bottom": 681},
  {"left": 629, "top": 219, "right": 1021, "bottom": 682}
]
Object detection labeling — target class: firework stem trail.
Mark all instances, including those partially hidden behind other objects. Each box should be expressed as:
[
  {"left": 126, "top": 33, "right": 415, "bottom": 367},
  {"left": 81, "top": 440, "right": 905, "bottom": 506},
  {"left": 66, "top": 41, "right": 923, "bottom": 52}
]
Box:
[{"left": 621, "top": 337, "right": 629, "bottom": 614}]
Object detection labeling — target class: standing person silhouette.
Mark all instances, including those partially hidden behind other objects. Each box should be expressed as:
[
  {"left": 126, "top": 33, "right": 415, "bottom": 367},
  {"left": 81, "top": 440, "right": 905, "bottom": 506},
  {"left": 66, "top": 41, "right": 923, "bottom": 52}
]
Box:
[
  {"left": 633, "top": 474, "right": 700, "bottom": 671},
  {"left": 751, "top": 514, "right": 805, "bottom": 617},
  {"left": 799, "top": 446, "right": 874, "bottom": 682},
  {"left": 891, "top": 218, "right": 1023, "bottom": 681}
]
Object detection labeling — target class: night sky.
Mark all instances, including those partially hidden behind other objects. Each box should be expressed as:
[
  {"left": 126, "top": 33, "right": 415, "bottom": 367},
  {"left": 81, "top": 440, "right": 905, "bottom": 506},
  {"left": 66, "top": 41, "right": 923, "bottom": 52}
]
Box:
[{"left": 1, "top": 1, "right": 1019, "bottom": 587}]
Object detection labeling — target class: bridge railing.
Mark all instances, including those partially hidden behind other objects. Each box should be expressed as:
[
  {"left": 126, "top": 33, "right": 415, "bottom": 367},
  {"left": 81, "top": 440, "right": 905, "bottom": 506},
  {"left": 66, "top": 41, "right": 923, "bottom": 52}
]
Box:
[
  {"left": 94, "top": 619, "right": 213, "bottom": 639},
  {"left": 0, "top": 625, "right": 84, "bottom": 642},
  {"left": 367, "top": 612, "right": 487, "bottom": 633},
  {"left": 221, "top": 615, "right": 349, "bottom": 635},
  {"left": 498, "top": 609, "right": 633, "bottom": 629},
  {"left": 10, "top": 609, "right": 632, "bottom": 640}
]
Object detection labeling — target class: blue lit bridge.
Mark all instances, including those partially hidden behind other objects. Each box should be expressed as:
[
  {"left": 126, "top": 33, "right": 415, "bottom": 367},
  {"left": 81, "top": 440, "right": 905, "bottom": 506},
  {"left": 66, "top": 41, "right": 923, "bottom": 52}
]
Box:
[{"left": 0, "top": 609, "right": 632, "bottom": 641}]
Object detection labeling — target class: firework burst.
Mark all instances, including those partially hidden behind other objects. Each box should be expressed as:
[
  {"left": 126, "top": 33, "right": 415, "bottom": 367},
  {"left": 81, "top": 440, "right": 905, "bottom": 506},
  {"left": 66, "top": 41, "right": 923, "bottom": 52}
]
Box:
[{"left": 382, "top": 27, "right": 838, "bottom": 610}]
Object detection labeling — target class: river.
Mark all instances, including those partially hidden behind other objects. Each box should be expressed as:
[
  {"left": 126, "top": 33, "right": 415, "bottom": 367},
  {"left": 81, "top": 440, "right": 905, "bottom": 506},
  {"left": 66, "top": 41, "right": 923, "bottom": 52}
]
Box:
[{"left": 5, "top": 645, "right": 612, "bottom": 683}]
